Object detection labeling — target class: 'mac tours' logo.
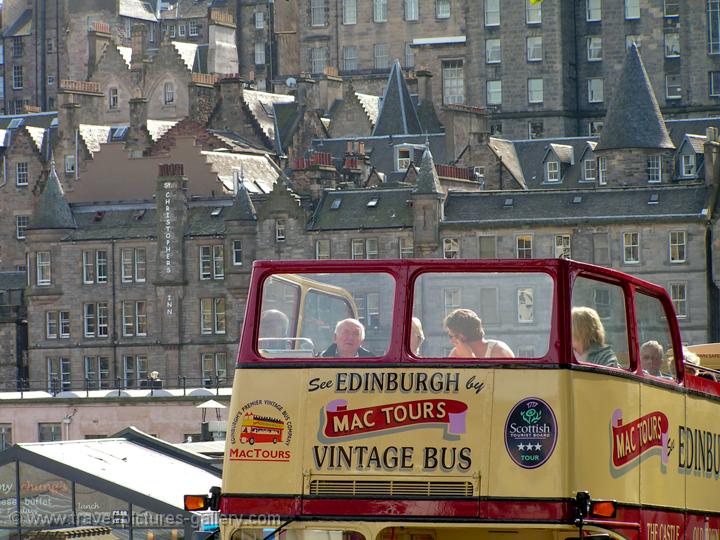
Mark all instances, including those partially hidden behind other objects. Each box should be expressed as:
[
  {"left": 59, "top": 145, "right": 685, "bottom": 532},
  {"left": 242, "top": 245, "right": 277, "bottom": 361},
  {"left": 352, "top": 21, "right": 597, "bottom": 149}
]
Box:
[
  {"left": 322, "top": 398, "right": 468, "bottom": 438},
  {"left": 611, "top": 409, "right": 671, "bottom": 469},
  {"left": 228, "top": 400, "right": 293, "bottom": 462}
]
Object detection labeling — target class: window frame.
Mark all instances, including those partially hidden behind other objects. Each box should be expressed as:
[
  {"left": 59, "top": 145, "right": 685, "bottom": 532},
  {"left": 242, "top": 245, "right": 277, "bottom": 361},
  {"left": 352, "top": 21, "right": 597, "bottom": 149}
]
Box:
[
  {"left": 583, "top": 159, "right": 597, "bottom": 181},
  {"left": 442, "top": 59, "right": 464, "bottom": 105},
  {"left": 342, "top": 0, "right": 357, "bottom": 24},
  {"left": 588, "top": 78, "right": 604, "bottom": 103},
  {"left": 36, "top": 251, "right": 51, "bottom": 286},
  {"left": 554, "top": 234, "right": 571, "bottom": 258},
  {"left": 399, "top": 237, "right": 414, "bottom": 258},
  {"left": 311, "top": 0, "right": 326, "bottom": 26},
  {"left": 669, "top": 230, "right": 687, "bottom": 263},
  {"left": 405, "top": 0, "right": 419, "bottom": 21},
  {"left": 669, "top": 282, "right": 687, "bottom": 318},
  {"left": 622, "top": 231, "right": 640, "bottom": 264},
  {"left": 16, "top": 162, "right": 29, "bottom": 186},
  {"left": 108, "top": 87, "right": 119, "bottom": 110},
  {"left": 598, "top": 156, "right": 607, "bottom": 185},
  {"left": 625, "top": 0, "right": 640, "bottom": 19},
  {"left": 373, "top": 43, "right": 389, "bottom": 70},
  {"left": 478, "top": 235, "right": 497, "bottom": 259},
  {"left": 545, "top": 160, "right": 560, "bottom": 182},
  {"left": 486, "top": 38, "right": 501, "bottom": 64},
  {"left": 436, "top": 0, "right": 451, "bottom": 19},
  {"left": 516, "top": 235, "right": 533, "bottom": 259},
  {"left": 647, "top": 155, "right": 662, "bottom": 183},
  {"left": 15, "top": 215, "right": 28, "bottom": 239},
  {"left": 163, "top": 82, "right": 174, "bottom": 105},
  {"left": 665, "top": 74, "right": 681, "bottom": 100},
  {"left": 486, "top": 79, "right": 502, "bottom": 106},
  {"left": 12, "top": 65, "right": 23, "bottom": 89},
  {"left": 587, "top": 36, "right": 602, "bottom": 61},
  {"left": 664, "top": 32, "right": 680, "bottom": 58},
  {"left": 443, "top": 237, "right": 460, "bottom": 259},
  {"left": 586, "top": 0, "right": 601, "bottom": 21},
  {"left": 316, "top": 239, "right": 331, "bottom": 260},
  {"left": 528, "top": 78, "right": 544, "bottom": 104},
  {"left": 710, "top": 71, "right": 720, "bottom": 97},
  {"left": 189, "top": 20, "right": 200, "bottom": 37},
  {"left": 374, "top": 0, "right": 388, "bottom": 22},
  {"left": 526, "top": 0, "right": 542, "bottom": 23},
  {"left": 485, "top": 0, "right": 500, "bottom": 26},
  {"left": 664, "top": 0, "right": 679, "bottom": 17},
  {"left": 527, "top": 36, "right": 543, "bottom": 62}
]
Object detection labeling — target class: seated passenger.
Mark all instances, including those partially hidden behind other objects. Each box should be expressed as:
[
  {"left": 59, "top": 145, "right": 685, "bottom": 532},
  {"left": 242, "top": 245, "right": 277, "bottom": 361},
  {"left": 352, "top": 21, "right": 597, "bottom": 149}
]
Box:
[
  {"left": 640, "top": 340, "right": 671, "bottom": 378},
  {"left": 571, "top": 306, "right": 618, "bottom": 367},
  {"left": 410, "top": 317, "right": 425, "bottom": 355},
  {"left": 321, "top": 318, "right": 373, "bottom": 358},
  {"left": 444, "top": 308, "right": 514, "bottom": 358},
  {"left": 684, "top": 348, "right": 716, "bottom": 381},
  {"left": 259, "top": 309, "right": 290, "bottom": 349}
]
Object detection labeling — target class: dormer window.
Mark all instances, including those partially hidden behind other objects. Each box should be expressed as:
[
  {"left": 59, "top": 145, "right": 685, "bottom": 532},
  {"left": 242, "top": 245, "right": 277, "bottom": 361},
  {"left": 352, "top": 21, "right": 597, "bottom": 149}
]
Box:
[
  {"left": 545, "top": 161, "right": 559, "bottom": 182},
  {"left": 682, "top": 154, "right": 696, "bottom": 177},
  {"left": 395, "top": 144, "right": 424, "bottom": 171},
  {"left": 583, "top": 159, "right": 596, "bottom": 181}
]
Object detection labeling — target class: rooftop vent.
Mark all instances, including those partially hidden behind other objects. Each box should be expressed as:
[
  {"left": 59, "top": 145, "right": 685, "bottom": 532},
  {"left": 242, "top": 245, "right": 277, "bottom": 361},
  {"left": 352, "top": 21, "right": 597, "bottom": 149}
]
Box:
[
  {"left": 367, "top": 198, "right": 379, "bottom": 208},
  {"left": 572, "top": 196, "right": 582, "bottom": 204},
  {"left": 503, "top": 198, "right": 513, "bottom": 208},
  {"left": 330, "top": 198, "right": 342, "bottom": 210},
  {"left": 133, "top": 209, "right": 146, "bottom": 221},
  {"left": 648, "top": 193, "right": 659, "bottom": 205},
  {"left": 211, "top": 207, "right": 223, "bottom": 217},
  {"left": 93, "top": 211, "right": 105, "bottom": 222}
]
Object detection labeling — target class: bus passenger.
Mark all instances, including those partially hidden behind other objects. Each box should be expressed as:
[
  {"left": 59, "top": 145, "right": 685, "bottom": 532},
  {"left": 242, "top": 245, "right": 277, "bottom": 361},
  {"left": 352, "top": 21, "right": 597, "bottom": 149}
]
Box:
[
  {"left": 444, "top": 308, "right": 514, "bottom": 358},
  {"left": 684, "top": 348, "right": 716, "bottom": 381},
  {"left": 321, "top": 318, "right": 373, "bottom": 358},
  {"left": 410, "top": 317, "right": 425, "bottom": 355},
  {"left": 571, "top": 307, "right": 618, "bottom": 367},
  {"left": 259, "top": 309, "right": 290, "bottom": 349},
  {"left": 640, "top": 340, "right": 670, "bottom": 378}
]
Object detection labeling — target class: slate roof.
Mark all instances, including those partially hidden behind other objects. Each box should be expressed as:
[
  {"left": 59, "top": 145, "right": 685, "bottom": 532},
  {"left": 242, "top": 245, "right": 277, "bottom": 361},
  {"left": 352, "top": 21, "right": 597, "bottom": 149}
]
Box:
[
  {"left": 684, "top": 134, "right": 706, "bottom": 154},
  {"left": 160, "top": 0, "right": 209, "bottom": 18},
  {"left": 29, "top": 164, "right": 76, "bottom": 230},
  {"left": 443, "top": 185, "right": 708, "bottom": 227},
  {"left": 414, "top": 149, "right": 441, "bottom": 194},
  {"left": 0, "top": 111, "right": 57, "bottom": 130},
  {"left": 372, "top": 60, "right": 423, "bottom": 136},
  {"left": 243, "top": 90, "right": 294, "bottom": 143},
  {"left": 666, "top": 117, "right": 720, "bottom": 147},
  {"left": 203, "top": 150, "right": 281, "bottom": 194},
  {"left": 309, "top": 188, "right": 414, "bottom": 231},
  {"left": 64, "top": 198, "right": 257, "bottom": 241},
  {"left": 118, "top": 0, "right": 158, "bottom": 21},
  {"left": 226, "top": 184, "right": 257, "bottom": 221},
  {"left": 548, "top": 143, "right": 574, "bottom": 164},
  {"left": 310, "top": 133, "right": 448, "bottom": 179},
  {"left": 492, "top": 136, "right": 597, "bottom": 189},
  {"left": 596, "top": 43, "right": 674, "bottom": 151}
]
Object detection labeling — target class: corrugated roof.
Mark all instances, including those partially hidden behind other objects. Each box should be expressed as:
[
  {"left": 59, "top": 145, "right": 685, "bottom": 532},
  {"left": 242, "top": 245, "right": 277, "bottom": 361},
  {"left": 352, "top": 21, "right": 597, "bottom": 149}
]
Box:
[
  {"left": 596, "top": 44, "right": 674, "bottom": 151},
  {"left": 309, "top": 188, "right": 413, "bottom": 231},
  {"left": 118, "top": 0, "right": 158, "bottom": 21},
  {"left": 19, "top": 438, "right": 219, "bottom": 510},
  {"left": 444, "top": 186, "right": 708, "bottom": 226}
]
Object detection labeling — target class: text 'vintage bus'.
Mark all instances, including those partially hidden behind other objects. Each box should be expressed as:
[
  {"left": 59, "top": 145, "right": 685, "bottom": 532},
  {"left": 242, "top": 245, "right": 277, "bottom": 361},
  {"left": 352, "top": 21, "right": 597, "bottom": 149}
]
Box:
[{"left": 187, "top": 258, "right": 720, "bottom": 540}]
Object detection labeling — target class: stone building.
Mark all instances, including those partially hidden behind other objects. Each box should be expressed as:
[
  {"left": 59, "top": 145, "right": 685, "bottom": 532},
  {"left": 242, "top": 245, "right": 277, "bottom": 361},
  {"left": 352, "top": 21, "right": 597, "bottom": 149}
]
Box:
[
  {"left": 13, "top": 39, "right": 720, "bottom": 392},
  {"left": 237, "top": 0, "right": 720, "bottom": 139},
  {"left": 0, "top": 0, "right": 237, "bottom": 115}
]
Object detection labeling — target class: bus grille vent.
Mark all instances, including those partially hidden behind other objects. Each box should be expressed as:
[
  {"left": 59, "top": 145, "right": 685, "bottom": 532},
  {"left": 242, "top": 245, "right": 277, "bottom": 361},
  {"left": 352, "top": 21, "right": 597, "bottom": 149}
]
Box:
[{"left": 309, "top": 480, "right": 474, "bottom": 498}]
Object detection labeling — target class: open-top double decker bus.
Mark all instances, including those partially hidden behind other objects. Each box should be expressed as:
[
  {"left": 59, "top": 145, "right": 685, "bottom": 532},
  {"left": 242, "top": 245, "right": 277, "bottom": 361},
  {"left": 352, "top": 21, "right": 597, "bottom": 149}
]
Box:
[{"left": 188, "top": 258, "right": 720, "bottom": 540}]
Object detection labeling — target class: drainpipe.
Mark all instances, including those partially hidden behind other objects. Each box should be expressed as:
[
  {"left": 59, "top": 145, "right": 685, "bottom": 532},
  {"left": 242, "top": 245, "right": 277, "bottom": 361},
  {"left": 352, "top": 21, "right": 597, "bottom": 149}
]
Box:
[
  {"left": 0, "top": 156, "right": 7, "bottom": 188},
  {"left": 74, "top": 127, "right": 79, "bottom": 180},
  {"left": 39, "top": 0, "right": 47, "bottom": 110}
]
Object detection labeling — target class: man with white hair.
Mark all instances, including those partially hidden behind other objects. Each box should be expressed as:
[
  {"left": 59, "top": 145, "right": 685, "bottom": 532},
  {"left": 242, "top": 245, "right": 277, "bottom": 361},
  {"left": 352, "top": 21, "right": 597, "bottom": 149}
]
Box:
[{"left": 321, "top": 318, "right": 373, "bottom": 357}]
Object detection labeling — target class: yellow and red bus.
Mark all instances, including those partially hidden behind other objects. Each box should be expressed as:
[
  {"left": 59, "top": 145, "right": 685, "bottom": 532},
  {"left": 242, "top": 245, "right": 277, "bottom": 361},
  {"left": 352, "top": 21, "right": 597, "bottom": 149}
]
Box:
[{"left": 189, "top": 259, "right": 720, "bottom": 540}]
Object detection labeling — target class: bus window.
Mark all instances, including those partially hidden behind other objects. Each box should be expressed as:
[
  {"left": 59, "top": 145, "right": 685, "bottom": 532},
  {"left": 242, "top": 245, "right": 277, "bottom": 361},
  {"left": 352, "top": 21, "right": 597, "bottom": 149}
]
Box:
[
  {"left": 257, "top": 272, "right": 395, "bottom": 358},
  {"left": 412, "top": 272, "right": 554, "bottom": 358},
  {"left": 231, "top": 529, "right": 366, "bottom": 540},
  {"left": 571, "top": 276, "right": 629, "bottom": 369},
  {"left": 635, "top": 292, "right": 676, "bottom": 380}
]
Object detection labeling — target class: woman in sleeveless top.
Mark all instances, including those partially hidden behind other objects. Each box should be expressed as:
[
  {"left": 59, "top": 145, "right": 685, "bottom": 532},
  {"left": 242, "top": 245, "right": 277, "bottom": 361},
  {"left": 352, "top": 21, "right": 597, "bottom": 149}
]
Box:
[{"left": 444, "top": 308, "right": 514, "bottom": 358}]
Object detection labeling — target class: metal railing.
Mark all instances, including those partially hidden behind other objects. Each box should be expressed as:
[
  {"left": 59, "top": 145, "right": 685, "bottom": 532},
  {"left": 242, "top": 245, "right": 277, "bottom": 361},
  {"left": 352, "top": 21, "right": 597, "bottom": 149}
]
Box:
[{"left": 2, "top": 376, "right": 230, "bottom": 398}]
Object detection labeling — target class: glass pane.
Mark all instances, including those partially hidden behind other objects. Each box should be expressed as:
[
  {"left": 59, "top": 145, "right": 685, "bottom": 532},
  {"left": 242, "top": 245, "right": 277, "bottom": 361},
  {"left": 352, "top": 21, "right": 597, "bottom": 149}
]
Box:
[
  {"left": 19, "top": 463, "right": 73, "bottom": 528},
  {"left": 76, "top": 483, "right": 129, "bottom": 527},
  {"left": 636, "top": 292, "right": 676, "bottom": 380},
  {"left": 0, "top": 462, "right": 17, "bottom": 527},
  {"left": 232, "top": 529, "right": 364, "bottom": 540},
  {"left": 258, "top": 273, "right": 395, "bottom": 358},
  {"left": 571, "top": 276, "right": 628, "bottom": 369},
  {"left": 412, "top": 272, "right": 554, "bottom": 358}
]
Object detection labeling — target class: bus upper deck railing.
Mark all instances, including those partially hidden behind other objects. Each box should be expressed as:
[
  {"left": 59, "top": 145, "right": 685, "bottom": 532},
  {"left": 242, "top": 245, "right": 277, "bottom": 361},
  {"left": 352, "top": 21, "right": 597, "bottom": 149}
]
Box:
[{"left": 0, "top": 376, "right": 231, "bottom": 398}]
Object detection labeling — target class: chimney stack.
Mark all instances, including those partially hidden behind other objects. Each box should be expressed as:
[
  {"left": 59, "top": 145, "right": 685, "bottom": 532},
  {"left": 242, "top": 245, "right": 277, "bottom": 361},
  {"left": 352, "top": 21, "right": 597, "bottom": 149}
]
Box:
[
  {"left": 131, "top": 24, "right": 148, "bottom": 71},
  {"left": 126, "top": 97, "right": 152, "bottom": 155}
]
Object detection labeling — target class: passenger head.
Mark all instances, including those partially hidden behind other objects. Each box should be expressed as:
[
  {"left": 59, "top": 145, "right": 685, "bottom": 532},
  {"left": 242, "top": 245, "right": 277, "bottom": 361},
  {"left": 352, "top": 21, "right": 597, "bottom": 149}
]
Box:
[
  {"left": 260, "top": 309, "right": 290, "bottom": 338},
  {"left": 444, "top": 309, "right": 485, "bottom": 342},
  {"left": 410, "top": 317, "right": 425, "bottom": 355},
  {"left": 640, "top": 340, "right": 664, "bottom": 375},
  {"left": 571, "top": 307, "right": 606, "bottom": 355},
  {"left": 683, "top": 348, "right": 701, "bottom": 375},
  {"left": 334, "top": 318, "right": 365, "bottom": 357}
]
